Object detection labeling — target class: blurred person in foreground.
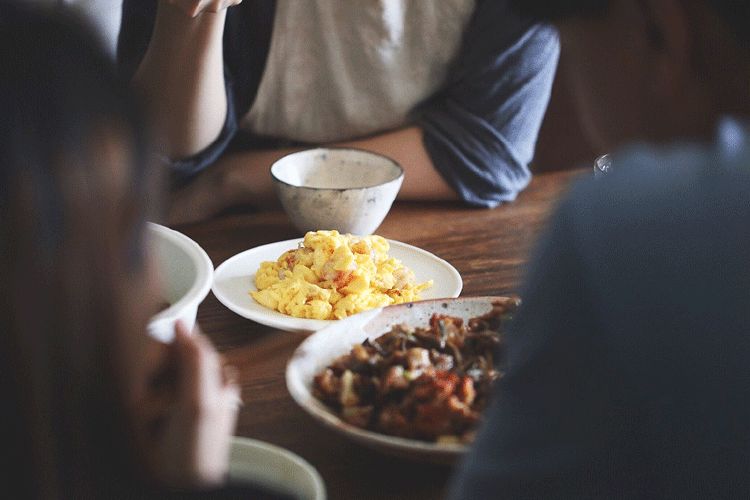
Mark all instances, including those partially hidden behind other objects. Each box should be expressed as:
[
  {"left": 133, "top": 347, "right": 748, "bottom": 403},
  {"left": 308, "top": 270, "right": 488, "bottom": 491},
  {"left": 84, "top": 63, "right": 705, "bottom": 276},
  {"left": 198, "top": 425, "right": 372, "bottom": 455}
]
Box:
[
  {"left": 0, "top": 4, "right": 284, "bottom": 498},
  {"left": 450, "top": 0, "right": 750, "bottom": 498}
]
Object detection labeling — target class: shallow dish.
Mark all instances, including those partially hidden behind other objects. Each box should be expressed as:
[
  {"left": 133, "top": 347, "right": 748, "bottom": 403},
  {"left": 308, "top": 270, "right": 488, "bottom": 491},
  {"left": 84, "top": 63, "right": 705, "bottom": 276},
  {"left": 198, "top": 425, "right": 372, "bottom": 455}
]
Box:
[
  {"left": 147, "top": 223, "right": 214, "bottom": 343},
  {"left": 212, "top": 238, "right": 462, "bottom": 333},
  {"left": 229, "top": 437, "right": 326, "bottom": 500},
  {"left": 285, "top": 297, "right": 508, "bottom": 464}
]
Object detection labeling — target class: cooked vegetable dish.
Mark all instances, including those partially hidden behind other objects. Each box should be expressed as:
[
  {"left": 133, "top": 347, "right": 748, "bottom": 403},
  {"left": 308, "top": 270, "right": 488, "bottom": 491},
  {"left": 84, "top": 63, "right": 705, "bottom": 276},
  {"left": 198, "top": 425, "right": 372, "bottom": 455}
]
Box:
[{"left": 313, "top": 298, "right": 520, "bottom": 444}]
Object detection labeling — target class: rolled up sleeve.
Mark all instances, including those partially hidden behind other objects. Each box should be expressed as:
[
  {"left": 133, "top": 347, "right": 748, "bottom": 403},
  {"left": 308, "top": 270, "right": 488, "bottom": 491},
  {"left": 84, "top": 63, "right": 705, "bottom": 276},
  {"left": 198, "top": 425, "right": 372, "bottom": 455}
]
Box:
[{"left": 417, "top": 0, "right": 559, "bottom": 207}]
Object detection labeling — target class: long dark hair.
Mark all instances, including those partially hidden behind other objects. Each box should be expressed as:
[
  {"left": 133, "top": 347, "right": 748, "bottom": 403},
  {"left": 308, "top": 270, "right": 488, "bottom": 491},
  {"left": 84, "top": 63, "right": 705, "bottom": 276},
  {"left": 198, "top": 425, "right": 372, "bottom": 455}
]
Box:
[{"left": 0, "top": 3, "right": 154, "bottom": 498}]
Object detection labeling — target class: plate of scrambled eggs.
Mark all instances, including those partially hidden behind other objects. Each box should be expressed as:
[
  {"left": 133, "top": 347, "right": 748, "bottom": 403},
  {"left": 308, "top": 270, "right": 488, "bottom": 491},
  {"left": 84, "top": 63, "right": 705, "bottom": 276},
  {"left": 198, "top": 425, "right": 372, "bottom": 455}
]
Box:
[{"left": 212, "top": 231, "right": 462, "bottom": 332}]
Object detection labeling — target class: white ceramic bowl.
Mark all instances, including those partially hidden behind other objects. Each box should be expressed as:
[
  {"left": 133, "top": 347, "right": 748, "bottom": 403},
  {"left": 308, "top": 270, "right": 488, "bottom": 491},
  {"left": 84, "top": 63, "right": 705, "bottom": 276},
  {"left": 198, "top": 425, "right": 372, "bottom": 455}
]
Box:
[
  {"left": 147, "top": 223, "right": 214, "bottom": 343},
  {"left": 229, "top": 437, "right": 326, "bottom": 500},
  {"left": 271, "top": 148, "right": 404, "bottom": 235},
  {"left": 286, "top": 297, "right": 514, "bottom": 464}
]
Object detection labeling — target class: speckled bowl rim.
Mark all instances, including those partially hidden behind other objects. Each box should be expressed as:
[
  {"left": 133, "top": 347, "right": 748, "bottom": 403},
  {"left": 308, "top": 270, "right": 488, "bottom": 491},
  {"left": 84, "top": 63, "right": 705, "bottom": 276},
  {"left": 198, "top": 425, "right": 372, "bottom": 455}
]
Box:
[
  {"left": 286, "top": 297, "right": 514, "bottom": 463},
  {"left": 270, "top": 147, "right": 404, "bottom": 192}
]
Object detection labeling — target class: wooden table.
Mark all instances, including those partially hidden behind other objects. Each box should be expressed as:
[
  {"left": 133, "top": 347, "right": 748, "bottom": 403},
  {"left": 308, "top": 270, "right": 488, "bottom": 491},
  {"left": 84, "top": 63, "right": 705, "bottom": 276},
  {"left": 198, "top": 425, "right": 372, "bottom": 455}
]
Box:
[{"left": 179, "top": 169, "right": 583, "bottom": 500}]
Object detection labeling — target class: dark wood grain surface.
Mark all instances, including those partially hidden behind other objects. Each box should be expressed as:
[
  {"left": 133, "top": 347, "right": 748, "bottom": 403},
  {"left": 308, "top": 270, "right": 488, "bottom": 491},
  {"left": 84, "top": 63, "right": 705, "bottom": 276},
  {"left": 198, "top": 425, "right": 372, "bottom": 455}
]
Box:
[{"left": 178, "top": 169, "right": 584, "bottom": 500}]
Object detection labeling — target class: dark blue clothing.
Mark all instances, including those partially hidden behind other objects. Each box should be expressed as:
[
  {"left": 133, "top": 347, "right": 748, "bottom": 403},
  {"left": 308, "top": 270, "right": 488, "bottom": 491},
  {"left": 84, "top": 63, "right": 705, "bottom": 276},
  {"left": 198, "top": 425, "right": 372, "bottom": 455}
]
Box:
[
  {"left": 450, "top": 125, "right": 750, "bottom": 498},
  {"left": 118, "top": 0, "right": 558, "bottom": 207}
]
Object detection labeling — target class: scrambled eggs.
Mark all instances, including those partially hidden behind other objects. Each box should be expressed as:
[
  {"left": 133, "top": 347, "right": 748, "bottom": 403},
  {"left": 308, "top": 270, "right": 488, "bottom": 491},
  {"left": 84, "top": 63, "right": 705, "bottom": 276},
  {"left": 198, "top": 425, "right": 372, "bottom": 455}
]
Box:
[{"left": 251, "top": 230, "right": 433, "bottom": 320}]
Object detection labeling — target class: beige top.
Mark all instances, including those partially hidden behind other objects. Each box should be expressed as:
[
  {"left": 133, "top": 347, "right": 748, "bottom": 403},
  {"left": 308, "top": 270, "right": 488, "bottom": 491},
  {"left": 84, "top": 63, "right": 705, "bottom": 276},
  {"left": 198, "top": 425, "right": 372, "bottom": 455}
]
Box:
[{"left": 242, "top": 0, "right": 476, "bottom": 143}]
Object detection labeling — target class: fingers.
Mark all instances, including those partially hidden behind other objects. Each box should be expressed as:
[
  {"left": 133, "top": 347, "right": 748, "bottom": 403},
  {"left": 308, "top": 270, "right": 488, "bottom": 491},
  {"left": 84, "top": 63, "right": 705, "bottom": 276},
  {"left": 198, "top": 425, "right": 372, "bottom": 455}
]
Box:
[
  {"left": 174, "top": 321, "right": 219, "bottom": 410},
  {"left": 222, "top": 363, "right": 239, "bottom": 386},
  {"left": 173, "top": 322, "right": 241, "bottom": 484},
  {"left": 166, "top": 174, "right": 223, "bottom": 226},
  {"left": 173, "top": 321, "right": 242, "bottom": 415},
  {"left": 166, "top": 0, "right": 242, "bottom": 18},
  {"left": 223, "top": 364, "right": 243, "bottom": 406},
  {"left": 135, "top": 321, "right": 242, "bottom": 488},
  {"left": 223, "top": 366, "right": 243, "bottom": 409}
]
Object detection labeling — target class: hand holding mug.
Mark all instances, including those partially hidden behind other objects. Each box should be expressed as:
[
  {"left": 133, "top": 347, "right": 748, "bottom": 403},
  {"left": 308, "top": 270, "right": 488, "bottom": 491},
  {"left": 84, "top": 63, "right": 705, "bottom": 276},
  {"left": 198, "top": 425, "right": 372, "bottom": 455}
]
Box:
[{"left": 134, "top": 322, "right": 242, "bottom": 488}]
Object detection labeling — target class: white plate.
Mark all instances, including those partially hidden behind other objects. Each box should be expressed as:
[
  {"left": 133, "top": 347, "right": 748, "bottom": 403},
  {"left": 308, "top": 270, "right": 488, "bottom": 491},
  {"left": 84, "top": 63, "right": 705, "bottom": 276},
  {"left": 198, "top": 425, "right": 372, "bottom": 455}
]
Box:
[
  {"left": 286, "top": 297, "right": 514, "bottom": 464},
  {"left": 229, "top": 437, "right": 326, "bottom": 500},
  {"left": 147, "top": 223, "right": 214, "bottom": 343},
  {"left": 212, "top": 238, "right": 462, "bottom": 332}
]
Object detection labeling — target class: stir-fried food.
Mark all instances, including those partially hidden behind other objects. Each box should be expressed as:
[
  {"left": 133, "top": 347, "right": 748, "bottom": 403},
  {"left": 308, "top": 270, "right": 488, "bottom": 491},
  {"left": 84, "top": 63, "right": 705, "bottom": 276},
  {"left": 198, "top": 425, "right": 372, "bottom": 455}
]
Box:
[{"left": 313, "top": 298, "right": 520, "bottom": 443}]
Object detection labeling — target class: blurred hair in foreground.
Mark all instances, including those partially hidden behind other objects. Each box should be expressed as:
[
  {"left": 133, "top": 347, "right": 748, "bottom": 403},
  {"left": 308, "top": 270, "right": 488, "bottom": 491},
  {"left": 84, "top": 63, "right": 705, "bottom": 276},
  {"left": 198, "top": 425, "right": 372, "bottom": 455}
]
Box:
[{"left": 0, "top": 2, "right": 153, "bottom": 497}]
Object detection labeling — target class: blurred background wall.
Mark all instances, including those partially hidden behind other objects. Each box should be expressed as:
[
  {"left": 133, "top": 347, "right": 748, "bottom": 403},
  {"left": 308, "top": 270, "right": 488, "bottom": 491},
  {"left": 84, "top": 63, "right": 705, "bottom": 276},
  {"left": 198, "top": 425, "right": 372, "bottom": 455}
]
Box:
[{"left": 533, "top": 56, "right": 598, "bottom": 172}]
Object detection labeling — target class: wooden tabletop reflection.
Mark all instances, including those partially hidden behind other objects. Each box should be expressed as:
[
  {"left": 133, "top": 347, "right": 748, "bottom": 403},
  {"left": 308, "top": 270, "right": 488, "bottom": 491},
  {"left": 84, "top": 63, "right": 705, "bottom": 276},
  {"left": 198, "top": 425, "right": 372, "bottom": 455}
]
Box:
[{"left": 179, "top": 168, "right": 583, "bottom": 500}]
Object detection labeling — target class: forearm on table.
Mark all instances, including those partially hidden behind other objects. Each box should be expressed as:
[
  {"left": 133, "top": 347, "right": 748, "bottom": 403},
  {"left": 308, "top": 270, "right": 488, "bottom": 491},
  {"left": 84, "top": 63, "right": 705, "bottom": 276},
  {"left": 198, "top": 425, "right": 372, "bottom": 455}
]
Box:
[
  {"left": 132, "top": 2, "right": 228, "bottom": 159},
  {"left": 340, "top": 126, "right": 458, "bottom": 201},
  {"left": 217, "top": 126, "right": 458, "bottom": 206},
  {"left": 215, "top": 149, "right": 291, "bottom": 207}
]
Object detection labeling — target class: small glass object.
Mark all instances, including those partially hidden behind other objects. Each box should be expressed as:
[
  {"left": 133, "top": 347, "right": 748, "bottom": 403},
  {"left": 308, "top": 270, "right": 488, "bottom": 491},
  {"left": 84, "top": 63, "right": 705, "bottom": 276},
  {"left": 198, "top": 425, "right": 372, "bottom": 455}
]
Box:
[{"left": 594, "top": 154, "right": 612, "bottom": 177}]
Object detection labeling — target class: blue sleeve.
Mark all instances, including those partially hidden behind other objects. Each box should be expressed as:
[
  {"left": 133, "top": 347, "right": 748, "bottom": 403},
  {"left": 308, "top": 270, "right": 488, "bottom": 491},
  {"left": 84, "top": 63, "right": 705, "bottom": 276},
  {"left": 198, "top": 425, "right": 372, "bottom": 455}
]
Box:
[
  {"left": 447, "top": 195, "right": 636, "bottom": 498},
  {"left": 118, "top": 0, "right": 239, "bottom": 182},
  {"left": 416, "top": 0, "right": 559, "bottom": 207}
]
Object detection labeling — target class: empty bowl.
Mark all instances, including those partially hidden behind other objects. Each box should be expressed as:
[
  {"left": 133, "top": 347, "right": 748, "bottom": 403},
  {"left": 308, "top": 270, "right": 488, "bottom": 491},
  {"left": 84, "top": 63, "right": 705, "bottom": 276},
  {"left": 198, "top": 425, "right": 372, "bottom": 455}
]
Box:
[
  {"left": 229, "top": 437, "right": 326, "bottom": 500},
  {"left": 271, "top": 148, "right": 403, "bottom": 235},
  {"left": 147, "top": 223, "right": 214, "bottom": 343}
]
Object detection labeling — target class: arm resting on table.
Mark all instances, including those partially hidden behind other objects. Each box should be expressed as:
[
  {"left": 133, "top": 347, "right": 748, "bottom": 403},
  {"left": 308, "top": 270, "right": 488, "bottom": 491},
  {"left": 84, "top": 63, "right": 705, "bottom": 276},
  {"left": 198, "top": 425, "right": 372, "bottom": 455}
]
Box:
[{"left": 166, "top": 126, "right": 457, "bottom": 225}]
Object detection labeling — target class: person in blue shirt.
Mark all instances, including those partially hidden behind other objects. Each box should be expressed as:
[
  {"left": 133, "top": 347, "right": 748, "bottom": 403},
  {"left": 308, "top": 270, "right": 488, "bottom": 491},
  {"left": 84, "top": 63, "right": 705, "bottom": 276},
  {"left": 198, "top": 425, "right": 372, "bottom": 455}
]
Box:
[
  {"left": 450, "top": 0, "right": 750, "bottom": 498},
  {"left": 119, "top": 0, "right": 559, "bottom": 224}
]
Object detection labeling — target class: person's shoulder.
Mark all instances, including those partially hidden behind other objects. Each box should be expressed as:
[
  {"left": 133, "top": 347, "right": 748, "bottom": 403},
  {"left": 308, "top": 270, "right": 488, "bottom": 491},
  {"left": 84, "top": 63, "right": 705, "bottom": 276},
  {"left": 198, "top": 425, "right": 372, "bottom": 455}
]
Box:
[{"left": 562, "top": 139, "right": 750, "bottom": 238}]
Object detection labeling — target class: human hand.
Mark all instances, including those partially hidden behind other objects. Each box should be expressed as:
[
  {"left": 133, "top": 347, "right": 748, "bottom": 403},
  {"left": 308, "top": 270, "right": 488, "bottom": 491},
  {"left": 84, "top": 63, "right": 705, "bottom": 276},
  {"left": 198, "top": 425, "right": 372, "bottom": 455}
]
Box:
[
  {"left": 165, "top": 0, "right": 243, "bottom": 18},
  {"left": 167, "top": 169, "right": 227, "bottom": 225},
  {"left": 136, "top": 322, "right": 241, "bottom": 488},
  {"left": 166, "top": 151, "right": 283, "bottom": 226}
]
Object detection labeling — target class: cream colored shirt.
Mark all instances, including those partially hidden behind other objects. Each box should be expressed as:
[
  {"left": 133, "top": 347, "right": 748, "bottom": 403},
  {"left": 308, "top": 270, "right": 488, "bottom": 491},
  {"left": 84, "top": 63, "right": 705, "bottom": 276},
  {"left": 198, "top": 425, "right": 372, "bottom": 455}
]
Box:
[{"left": 242, "top": 0, "right": 476, "bottom": 143}]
